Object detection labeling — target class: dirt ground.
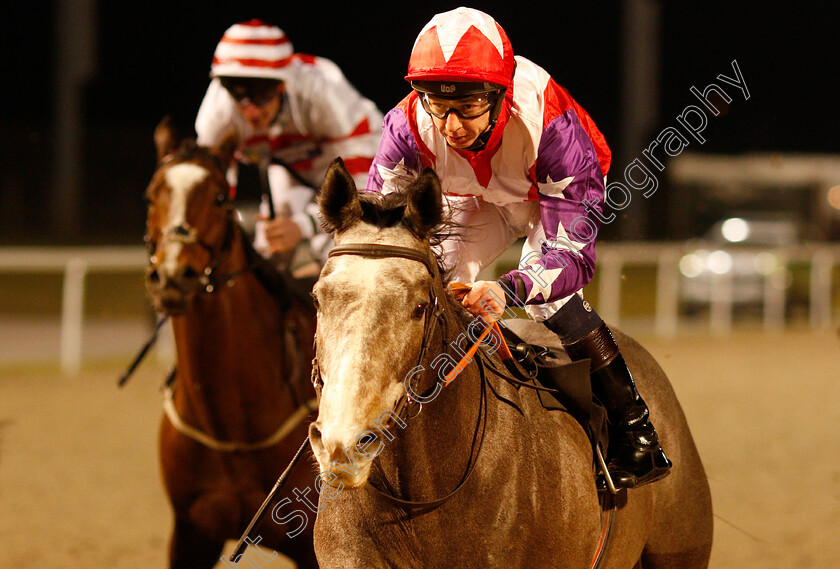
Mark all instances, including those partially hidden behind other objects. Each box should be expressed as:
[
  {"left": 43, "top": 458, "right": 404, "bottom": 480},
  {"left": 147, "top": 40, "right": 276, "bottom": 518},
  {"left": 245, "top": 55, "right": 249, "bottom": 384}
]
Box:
[{"left": 1, "top": 325, "right": 839, "bottom": 568}]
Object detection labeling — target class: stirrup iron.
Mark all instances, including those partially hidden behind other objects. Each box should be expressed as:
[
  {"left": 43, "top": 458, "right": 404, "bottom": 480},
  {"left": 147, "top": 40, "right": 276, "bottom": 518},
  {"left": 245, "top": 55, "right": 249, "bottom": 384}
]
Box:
[{"left": 595, "top": 443, "right": 619, "bottom": 495}]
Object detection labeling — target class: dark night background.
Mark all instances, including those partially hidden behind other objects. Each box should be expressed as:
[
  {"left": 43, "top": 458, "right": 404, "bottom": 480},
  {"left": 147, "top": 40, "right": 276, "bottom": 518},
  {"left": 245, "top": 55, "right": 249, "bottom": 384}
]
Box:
[{"left": 3, "top": 1, "right": 838, "bottom": 245}]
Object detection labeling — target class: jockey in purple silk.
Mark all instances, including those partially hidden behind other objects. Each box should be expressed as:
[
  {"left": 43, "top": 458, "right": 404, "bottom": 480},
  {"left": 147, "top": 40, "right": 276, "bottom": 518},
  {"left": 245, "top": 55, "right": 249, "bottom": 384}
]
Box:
[{"left": 366, "top": 7, "right": 670, "bottom": 490}]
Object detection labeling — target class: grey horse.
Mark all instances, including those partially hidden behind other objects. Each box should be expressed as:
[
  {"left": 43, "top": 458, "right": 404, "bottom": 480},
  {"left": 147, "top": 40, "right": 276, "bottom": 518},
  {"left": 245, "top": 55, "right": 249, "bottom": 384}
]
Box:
[{"left": 307, "top": 158, "right": 713, "bottom": 568}]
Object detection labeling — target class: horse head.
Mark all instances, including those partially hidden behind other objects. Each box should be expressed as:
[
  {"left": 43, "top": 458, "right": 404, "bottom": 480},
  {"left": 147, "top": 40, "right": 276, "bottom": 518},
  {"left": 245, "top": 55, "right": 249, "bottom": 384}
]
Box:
[
  {"left": 144, "top": 117, "right": 238, "bottom": 314},
  {"left": 309, "top": 158, "right": 451, "bottom": 488}
]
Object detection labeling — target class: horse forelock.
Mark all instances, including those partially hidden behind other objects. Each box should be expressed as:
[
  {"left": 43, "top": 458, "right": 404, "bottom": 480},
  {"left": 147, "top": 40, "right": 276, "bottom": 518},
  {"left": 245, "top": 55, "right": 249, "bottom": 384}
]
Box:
[
  {"left": 357, "top": 191, "right": 454, "bottom": 244},
  {"left": 338, "top": 193, "right": 457, "bottom": 286}
]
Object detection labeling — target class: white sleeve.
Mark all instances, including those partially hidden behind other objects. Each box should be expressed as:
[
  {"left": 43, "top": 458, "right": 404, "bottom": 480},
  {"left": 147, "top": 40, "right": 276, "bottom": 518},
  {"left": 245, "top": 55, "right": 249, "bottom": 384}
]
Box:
[
  {"left": 195, "top": 79, "right": 239, "bottom": 147},
  {"left": 266, "top": 163, "right": 331, "bottom": 263},
  {"left": 291, "top": 59, "right": 383, "bottom": 185}
]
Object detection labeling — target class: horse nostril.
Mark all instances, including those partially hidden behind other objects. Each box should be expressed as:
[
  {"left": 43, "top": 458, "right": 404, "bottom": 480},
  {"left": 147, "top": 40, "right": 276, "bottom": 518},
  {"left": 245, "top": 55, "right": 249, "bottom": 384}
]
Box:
[
  {"left": 309, "top": 423, "right": 323, "bottom": 447},
  {"left": 182, "top": 266, "right": 198, "bottom": 280},
  {"left": 147, "top": 269, "right": 160, "bottom": 284}
]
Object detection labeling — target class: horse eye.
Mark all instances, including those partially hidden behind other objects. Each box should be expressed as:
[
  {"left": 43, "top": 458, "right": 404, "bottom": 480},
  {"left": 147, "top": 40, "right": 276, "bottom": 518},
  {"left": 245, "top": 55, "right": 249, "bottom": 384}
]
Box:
[
  {"left": 215, "top": 192, "right": 227, "bottom": 205},
  {"left": 310, "top": 292, "right": 320, "bottom": 310},
  {"left": 412, "top": 302, "right": 427, "bottom": 320}
]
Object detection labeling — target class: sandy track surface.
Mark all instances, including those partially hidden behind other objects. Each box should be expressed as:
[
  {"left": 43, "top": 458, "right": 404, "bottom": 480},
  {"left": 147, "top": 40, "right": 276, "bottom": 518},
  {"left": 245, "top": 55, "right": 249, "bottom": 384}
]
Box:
[{"left": 1, "top": 327, "right": 838, "bottom": 568}]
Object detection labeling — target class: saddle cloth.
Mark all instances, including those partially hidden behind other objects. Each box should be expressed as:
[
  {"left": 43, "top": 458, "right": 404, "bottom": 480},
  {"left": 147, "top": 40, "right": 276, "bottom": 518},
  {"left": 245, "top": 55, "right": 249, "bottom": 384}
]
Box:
[{"left": 498, "top": 318, "right": 609, "bottom": 457}]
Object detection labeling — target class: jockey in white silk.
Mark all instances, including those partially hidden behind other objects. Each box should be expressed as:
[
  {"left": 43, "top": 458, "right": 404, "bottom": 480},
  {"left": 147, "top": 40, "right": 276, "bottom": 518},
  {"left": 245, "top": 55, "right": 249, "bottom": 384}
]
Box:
[{"left": 196, "top": 19, "right": 383, "bottom": 265}]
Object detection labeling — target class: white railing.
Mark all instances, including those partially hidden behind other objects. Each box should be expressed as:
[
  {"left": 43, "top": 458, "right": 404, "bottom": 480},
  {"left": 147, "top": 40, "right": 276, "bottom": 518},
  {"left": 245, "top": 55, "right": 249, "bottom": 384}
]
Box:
[
  {"left": 482, "top": 241, "right": 840, "bottom": 337},
  {"left": 2, "top": 242, "right": 839, "bottom": 376},
  {"left": 0, "top": 246, "right": 147, "bottom": 376}
]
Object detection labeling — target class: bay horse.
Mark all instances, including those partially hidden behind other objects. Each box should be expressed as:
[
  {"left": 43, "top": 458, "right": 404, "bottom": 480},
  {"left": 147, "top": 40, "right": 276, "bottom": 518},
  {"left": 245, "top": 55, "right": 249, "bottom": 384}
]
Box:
[
  {"left": 307, "top": 159, "right": 713, "bottom": 568},
  {"left": 145, "top": 118, "right": 319, "bottom": 568}
]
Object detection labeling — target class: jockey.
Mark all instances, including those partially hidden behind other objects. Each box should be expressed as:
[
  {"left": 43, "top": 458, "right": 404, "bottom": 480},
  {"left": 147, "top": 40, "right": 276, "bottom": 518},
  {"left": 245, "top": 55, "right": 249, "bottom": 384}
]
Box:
[
  {"left": 196, "top": 19, "right": 383, "bottom": 271},
  {"left": 366, "top": 7, "right": 671, "bottom": 490}
]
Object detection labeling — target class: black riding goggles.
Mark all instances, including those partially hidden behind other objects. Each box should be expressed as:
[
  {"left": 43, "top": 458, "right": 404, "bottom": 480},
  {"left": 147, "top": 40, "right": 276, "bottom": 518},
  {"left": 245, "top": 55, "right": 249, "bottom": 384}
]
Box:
[
  {"left": 220, "top": 77, "right": 281, "bottom": 109},
  {"left": 418, "top": 91, "right": 500, "bottom": 120}
]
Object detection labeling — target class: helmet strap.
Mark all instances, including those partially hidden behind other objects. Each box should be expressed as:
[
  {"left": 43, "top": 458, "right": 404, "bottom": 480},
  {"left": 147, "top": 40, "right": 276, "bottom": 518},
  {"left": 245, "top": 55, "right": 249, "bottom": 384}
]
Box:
[
  {"left": 268, "top": 91, "right": 287, "bottom": 126},
  {"left": 463, "top": 88, "right": 507, "bottom": 152},
  {"left": 464, "top": 125, "right": 494, "bottom": 152}
]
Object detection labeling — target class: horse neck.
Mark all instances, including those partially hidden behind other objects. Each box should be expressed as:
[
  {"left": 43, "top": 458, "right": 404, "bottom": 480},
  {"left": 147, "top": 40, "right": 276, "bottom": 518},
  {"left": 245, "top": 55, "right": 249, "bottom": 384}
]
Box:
[{"left": 374, "top": 305, "right": 489, "bottom": 501}]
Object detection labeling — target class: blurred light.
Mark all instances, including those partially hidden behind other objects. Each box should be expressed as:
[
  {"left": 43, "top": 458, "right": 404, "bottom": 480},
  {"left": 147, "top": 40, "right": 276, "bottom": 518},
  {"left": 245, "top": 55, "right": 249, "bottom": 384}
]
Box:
[
  {"left": 679, "top": 253, "right": 706, "bottom": 278},
  {"left": 721, "top": 217, "right": 749, "bottom": 242},
  {"left": 707, "top": 250, "right": 733, "bottom": 275},
  {"left": 754, "top": 251, "right": 779, "bottom": 275},
  {"left": 828, "top": 185, "right": 840, "bottom": 210}
]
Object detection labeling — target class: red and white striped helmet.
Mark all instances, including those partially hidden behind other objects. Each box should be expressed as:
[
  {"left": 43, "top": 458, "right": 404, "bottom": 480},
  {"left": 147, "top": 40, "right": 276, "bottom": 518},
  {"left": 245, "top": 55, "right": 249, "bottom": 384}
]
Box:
[
  {"left": 210, "top": 19, "right": 294, "bottom": 80},
  {"left": 405, "top": 7, "right": 515, "bottom": 91}
]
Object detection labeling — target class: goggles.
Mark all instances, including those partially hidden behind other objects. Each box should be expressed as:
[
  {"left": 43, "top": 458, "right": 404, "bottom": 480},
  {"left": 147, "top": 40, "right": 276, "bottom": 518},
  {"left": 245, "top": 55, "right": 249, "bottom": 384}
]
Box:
[
  {"left": 230, "top": 89, "right": 278, "bottom": 109},
  {"left": 417, "top": 91, "right": 499, "bottom": 120},
  {"left": 220, "top": 78, "right": 280, "bottom": 109}
]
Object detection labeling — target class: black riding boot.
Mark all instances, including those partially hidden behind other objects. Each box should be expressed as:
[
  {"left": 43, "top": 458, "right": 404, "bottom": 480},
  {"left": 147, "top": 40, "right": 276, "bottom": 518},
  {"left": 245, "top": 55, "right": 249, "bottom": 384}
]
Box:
[{"left": 543, "top": 296, "right": 672, "bottom": 490}]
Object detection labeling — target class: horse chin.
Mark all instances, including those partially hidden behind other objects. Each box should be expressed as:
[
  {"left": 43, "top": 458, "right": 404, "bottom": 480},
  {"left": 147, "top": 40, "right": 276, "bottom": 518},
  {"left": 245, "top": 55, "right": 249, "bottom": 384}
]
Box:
[
  {"left": 322, "top": 461, "right": 374, "bottom": 489},
  {"left": 150, "top": 287, "right": 191, "bottom": 315}
]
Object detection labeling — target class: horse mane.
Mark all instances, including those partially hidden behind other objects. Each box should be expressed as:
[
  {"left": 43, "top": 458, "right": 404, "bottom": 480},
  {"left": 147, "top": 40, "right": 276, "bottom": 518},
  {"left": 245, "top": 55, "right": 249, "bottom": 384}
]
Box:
[
  {"left": 319, "top": 158, "right": 471, "bottom": 306},
  {"left": 354, "top": 183, "right": 463, "bottom": 286},
  {"left": 359, "top": 192, "right": 457, "bottom": 245}
]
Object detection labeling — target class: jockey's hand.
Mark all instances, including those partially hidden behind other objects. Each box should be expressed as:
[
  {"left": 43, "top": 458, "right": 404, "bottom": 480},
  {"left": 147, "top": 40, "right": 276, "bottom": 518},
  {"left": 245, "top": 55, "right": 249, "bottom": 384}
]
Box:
[
  {"left": 258, "top": 214, "right": 303, "bottom": 254},
  {"left": 458, "top": 280, "right": 506, "bottom": 323}
]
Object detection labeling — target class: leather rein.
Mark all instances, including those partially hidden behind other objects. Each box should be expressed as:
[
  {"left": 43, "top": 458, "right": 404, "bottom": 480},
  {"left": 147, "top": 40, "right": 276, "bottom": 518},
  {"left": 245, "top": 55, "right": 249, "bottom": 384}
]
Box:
[{"left": 319, "top": 243, "right": 488, "bottom": 509}]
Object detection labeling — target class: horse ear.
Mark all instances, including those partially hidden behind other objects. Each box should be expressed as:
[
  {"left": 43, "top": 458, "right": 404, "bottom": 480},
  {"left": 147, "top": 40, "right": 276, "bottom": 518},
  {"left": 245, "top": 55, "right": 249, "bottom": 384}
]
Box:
[
  {"left": 318, "top": 158, "right": 363, "bottom": 234},
  {"left": 404, "top": 167, "right": 443, "bottom": 238},
  {"left": 153, "top": 116, "right": 180, "bottom": 163}
]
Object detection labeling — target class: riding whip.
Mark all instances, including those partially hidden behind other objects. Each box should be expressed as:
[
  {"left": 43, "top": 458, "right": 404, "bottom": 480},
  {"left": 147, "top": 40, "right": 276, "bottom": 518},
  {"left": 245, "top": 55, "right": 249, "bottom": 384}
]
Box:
[
  {"left": 229, "top": 435, "right": 311, "bottom": 562},
  {"left": 258, "top": 157, "right": 276, "bottom": 220},
  {"left": 117, "top": 315, "right": 169, "bottom": 387}
]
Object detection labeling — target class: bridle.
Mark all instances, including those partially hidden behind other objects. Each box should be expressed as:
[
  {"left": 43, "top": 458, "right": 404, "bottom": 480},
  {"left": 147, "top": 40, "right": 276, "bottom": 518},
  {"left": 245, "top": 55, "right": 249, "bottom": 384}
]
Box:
[
  {"left": 313, "top": 242, "right": 488, "bottom": 509},
  {"left": 319, "top": 243, "right": 448, "bottom": 419},
  {"left": 155, "top": 215, "right": 240, "bottom": 294},
  {"left": 311, "top": 242, "right": 616, "bottom": 565},
  {"left": 146, "top": 154, "right": 246, "bottom": 295}
]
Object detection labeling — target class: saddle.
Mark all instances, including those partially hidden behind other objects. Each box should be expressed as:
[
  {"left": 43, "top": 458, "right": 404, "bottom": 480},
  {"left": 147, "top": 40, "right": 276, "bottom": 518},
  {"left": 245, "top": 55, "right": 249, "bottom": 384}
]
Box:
[{"left": 496, "top": 319, "right": 609, "bottom": 458}]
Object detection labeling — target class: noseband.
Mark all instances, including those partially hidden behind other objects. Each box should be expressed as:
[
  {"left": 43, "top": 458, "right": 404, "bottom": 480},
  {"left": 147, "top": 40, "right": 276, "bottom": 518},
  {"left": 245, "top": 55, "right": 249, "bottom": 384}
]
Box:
[{"left": 163, "top": 215, "right": 238, "bottom": 293}]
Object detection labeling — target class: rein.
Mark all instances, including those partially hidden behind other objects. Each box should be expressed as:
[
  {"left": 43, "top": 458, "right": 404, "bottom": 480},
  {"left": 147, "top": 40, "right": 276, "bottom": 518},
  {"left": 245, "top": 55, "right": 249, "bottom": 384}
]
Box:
[{"left": 321, "top": 244, "right": 567, "bottom": 509}]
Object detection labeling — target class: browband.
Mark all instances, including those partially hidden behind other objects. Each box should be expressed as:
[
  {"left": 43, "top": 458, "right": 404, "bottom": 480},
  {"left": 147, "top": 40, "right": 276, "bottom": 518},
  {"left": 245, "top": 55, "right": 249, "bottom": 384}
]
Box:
[{"left": 328, "top": 244, "right": 438, "bottom": 277}]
